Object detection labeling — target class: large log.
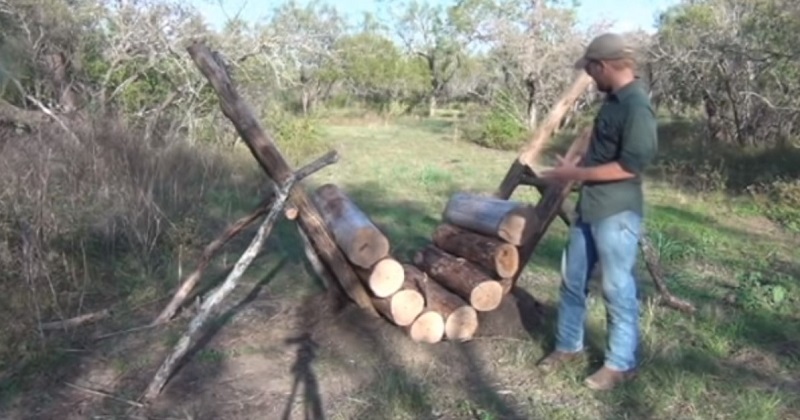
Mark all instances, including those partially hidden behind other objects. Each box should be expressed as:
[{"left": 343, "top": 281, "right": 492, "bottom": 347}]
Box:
[
  {"left": 431, "top": 223, "right": 519, "bottom": 279},
  {"left": 186, "top": 43, "right": 376, "bottom": 316},
  {"left": 312, "top": 183, "right": 390, "bottom": 268},
  {"left": 354, "top": 257, "right": 405, "bottom": 298},
  {"left": 413, "top": 245, "right": 504, "bottom": 312},
  {"left": 442, "top": 192, "right": 538, "bottom": 246},
  {"left": 414, "top": 270, "right": 478, "bottom": 342},
  {"left": 371, "top": 264, "right": 426, "bottom": 326}
]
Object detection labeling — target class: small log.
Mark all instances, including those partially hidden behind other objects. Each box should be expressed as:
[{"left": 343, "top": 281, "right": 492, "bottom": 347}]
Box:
[
  {"left": 442, "top": 192, "right": 537, "bottom": 246},
  {"left": 432, "top": 223, "right": 519, "bottom": 278},
  {"left": 40, "top": 308, "right": 112, "bottom": 330},
  {"left": 413, "top": 245, "right": 504, "bottom": 312},
  {"left": 371, "top": 265, "right": 426, "bottom": 326},
  {"left": 152, "top": 150, "right": 340, "bottom": 325},
  {"left": 415, "top": 271, "right": 478, "bottom": 341},
  {"left": 403, "top": 309, "right": 445, "bottom": 344},
  {"left": 354, "top": 257, "right": 405, "bottom": 298},
  {"left": 284, "top": 206, "right": 299, "bottom": 220},
  {"left": 143, "top": 176, "right": 296, "bottom": 401},
  {"left": 311, "top": 183, "right": 390, "bottom": 269}
]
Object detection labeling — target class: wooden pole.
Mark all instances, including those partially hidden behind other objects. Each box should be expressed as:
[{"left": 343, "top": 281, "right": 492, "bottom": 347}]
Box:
[
  {"left": 143, "top": 175, "right": 296, "bottom": 401},
  {"left": 186, "top": 42, "right": 376, "bottom": 316}
]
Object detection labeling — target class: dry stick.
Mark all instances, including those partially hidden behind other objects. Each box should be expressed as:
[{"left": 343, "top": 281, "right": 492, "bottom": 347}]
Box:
[
  {"left": 40, "top": 308, "right": 112, "bottom": 331},
  {"left": 142, "top": 176, "right": 296, "bottom": 402},
  {"left": 65, "top": 382, "right": 144, "bottom": 408},
  {"left": 152, "top": 150, "right": 339, "bottom": 325}
]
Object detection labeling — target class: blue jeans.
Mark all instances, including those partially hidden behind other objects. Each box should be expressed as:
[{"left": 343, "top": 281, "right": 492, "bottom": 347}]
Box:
[{"left": 555, "top": 210, "right": 642, "bottom": 371}]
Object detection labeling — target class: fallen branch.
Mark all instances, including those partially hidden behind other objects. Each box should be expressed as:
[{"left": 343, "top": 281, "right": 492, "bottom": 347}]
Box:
[
  {"left": 639, "top": 235, "right": 697, "bottom": 314},
  {"left": 152, "top": 150, "right": 339, "bottom": 325},
  {"left": 65, "top": 382, "right": 144, "bottom": 408},
  {"left": 143, "top": 174, "right": 296, "bottom": 402},
  {"left": 40, "top": 308, "right": 112, "bottom": 331}
]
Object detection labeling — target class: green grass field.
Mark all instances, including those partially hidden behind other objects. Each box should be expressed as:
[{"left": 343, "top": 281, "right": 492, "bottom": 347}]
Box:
[{"left": 1, "top": 116, "right": 798, "bottom": 419}]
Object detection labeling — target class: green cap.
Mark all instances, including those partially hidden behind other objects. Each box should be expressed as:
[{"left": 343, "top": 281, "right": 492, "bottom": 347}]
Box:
[{"left": 574, "top": 32, "right": 636, "bottom": 69}]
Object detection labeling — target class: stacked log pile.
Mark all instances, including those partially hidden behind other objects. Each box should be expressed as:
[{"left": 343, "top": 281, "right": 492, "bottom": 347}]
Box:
[{"left": 311, "top": 183, "right": 537, "bottom": 344}]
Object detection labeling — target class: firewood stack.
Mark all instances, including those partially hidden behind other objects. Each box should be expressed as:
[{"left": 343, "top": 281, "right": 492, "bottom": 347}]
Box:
[{"left": 311, "top": 183, "right": 538, "bottom": 344}]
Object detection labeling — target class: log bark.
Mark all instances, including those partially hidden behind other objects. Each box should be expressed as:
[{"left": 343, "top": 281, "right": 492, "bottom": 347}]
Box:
[
  {"left": 403, "top": 309, "right": 445, "bottom": 344},
  {"left": 371, "top": 265, "right": 426, "bottom": 326},
  {"left": 442, "top": 192, "right": 537, "bottom": 246},
  {"left": 414, "top": 270, "right": 478, "bottom": 341},
  {"left": 497, "top": 72, "right": 592, "bottom": 198},
  {"left": 187, "top": 43, "right": 376, "bottom": 317},
  {"left": 413, "top": 245, "right": 504, "bottom": 312},
  {"left": 432, "top": 223, "right": 519, "bottom": 279},
  {"left": 143, "top": 176, "right": 295, "bottom": 401},
  {"left": 354, "top": 257, "right": 405, "bottom": 298},
  {"left": 152, "top": 150, "right": 340, "bottom": 325},
  {"left": 311, "top": 183, "right": 390, "bottom": 268}
]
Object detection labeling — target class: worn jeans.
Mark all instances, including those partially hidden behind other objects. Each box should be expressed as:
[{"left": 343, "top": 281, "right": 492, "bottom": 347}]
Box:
[{"left": 555, "top": 210, "right": 642, "bottom": 371}]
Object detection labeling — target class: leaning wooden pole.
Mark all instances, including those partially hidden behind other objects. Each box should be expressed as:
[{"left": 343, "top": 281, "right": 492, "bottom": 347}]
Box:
[
  {"left": 143, "top": 176, "right": 296, "bottom": 402},
  {"left": 152, "top": 150, "right": 340, "bottom": 325},
  {"left": 186, "top": 42, "right": 376, "bottom": 316}
]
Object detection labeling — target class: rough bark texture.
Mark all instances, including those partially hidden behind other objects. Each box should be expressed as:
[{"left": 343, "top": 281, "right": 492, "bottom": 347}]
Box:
[
  {"left": 312, "top": 183, "right": 390, "bottom": 269},
  {"left": 413, "top": 245, "right": 504, "bottom": 312},
  {"left": 431, "top": 223, "right": 519, "bottom": 279},
  {"left": 414, "top": 270, "right": 478, "bottom": 341},
  {"left": 186, "top": 42, "right": 375, "bottom": 316},
  {"left": 442, "top": 192, "right": 535, "bottom": 246}
]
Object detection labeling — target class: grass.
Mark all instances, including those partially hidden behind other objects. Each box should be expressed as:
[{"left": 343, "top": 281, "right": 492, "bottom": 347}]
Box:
[{"left": 1, "top": 115, "right": 798, "bottom": 419}]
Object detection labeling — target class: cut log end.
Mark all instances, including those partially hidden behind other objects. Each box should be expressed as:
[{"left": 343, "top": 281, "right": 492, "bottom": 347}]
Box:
[
  {"left": 389, "top": 290, "right": 425, "bottom": 326},
  {"left": 408, "top": 311, "right": 445, "bottom": 344},
  {"left": 470, "top": 281, "right": 504, "bottom": 312},
  {"left": 494, "top": 243, "right": 519, "bottom": 279},
  {"left": 368, "top": 258, "right": 405, "bottom": 298},
  {"left": 444, "top": 306, "right": 479, "bottom": 342},
  {"left": 498, "top": 205, "right": 538, "bottom": 246}
]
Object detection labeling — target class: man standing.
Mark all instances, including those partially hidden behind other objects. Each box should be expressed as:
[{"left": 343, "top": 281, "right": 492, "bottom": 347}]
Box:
[{"left": 537, "top": 33, "right": 658, "bottom": 391}]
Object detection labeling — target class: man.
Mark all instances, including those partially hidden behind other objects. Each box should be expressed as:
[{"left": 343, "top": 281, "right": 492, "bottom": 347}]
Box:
[{"left": 537, "top": 32, "right": 658, "bottom": 391}]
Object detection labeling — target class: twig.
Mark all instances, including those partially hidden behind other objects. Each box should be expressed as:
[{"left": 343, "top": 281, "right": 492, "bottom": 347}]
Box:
[
  {"left": 639, "top": 236, "right": 697, "bottom": 314},
  {"left": 143, "top": 174, "right": 297, "bottom": 402},
  {"left": 65, "top": 382, "right": 144, "bottom": 408},
  {"left": 151, "top": 149, "right": 339, "bottom": 325}
]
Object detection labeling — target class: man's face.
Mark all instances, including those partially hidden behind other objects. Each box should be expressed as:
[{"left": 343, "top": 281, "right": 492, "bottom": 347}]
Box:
[{"left": 584, "top": 60, "right": 613, "bottom": 93}]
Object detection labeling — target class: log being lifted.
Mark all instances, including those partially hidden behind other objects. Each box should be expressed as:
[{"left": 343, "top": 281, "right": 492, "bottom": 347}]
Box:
[
  {"left": 415, "top": 270, "right": 478, "bottom": 342},
  {"left": 312, "top": 183, "right": 390, "bottom": 269},
  {"left": 354, "top": 257, "right": 405, "bottom": 298},
  {"left": 442, "top": 192, "right": 537, "bottom": 246},
  {"left": 432, "top": 223, "right": 519, "bottom": 279},
  {"left": 371, "top": 264, "right": 426, "bottom": 326},
  {"left": 413, "top": 245, "right": 505, "bottom": 312}
]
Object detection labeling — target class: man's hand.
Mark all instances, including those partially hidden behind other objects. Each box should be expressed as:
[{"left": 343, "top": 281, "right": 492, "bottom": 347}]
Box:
[{"left": 539, "top": 154, "right": 583, "bottom": 182}]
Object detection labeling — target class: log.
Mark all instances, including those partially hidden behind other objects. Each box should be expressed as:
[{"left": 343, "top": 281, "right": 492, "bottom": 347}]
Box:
[
  {"left": 371, "top": 265, "right": 426, "bottom": 326},
  {"left": 431, "top": 223, "right": 519, "bottom": 279},
  {"left": 413, "top": 245, "right": 504, "bottom": 312},
  {"left": 442, "top": 192, "right": 538, "bottom": 246},
  {"left": 497, "top": 71, "right": 592, "bottom": 198},
  {"left": 143, "top": 175, "right": 295, "bottom": 401},
  {"left": 415, "top": 271, "right": 478, "bottom": 342},
  {"left": 187, "top": 43, "right": 376, "bottom": 317},
  {"left": 403, "top": 309, "right": 445, "bottom": 344},
  {"left": 354, "top": 257, "right": 405, "bottom": 298},
  {"left": 40, "top": 308, "right": 112, "bottom": 330},
  {"left": 152, "top": 150, "right": 340, "bottom": 325},
  {"left": 311, "top": 183, "right": 390, "bottom": 269}
]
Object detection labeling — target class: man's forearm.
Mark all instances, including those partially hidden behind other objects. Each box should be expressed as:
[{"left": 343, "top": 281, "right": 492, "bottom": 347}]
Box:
[{"left": 576, "top": 161, "right": 636, "bottom": 182}]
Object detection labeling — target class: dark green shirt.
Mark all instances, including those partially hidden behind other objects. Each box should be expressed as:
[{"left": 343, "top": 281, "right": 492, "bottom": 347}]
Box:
[{"left": 577, "top": 80, "right": 658, "bottom": 223}]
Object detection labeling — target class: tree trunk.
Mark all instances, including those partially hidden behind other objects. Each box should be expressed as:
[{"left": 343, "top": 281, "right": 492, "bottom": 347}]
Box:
[
  {"left": 442, "top": 192, "right": 538, "bottom": 246},
  {"left": 413, "top": 245, "right": 504, "bottom": 312},
  {"left": 311, "top": 183, "right": 390, "bottom": 269},
  {"left": 431, "top": 223, "right": 519, "bottom": 279},
  {"left": 354, "top": 257, "right": 405, "bottom": 298},
  {"left": 414, "top": 270, "right": 478, "bottom": 342},
  {"left": 186, "top": 42, "right": 376, "bottom": 316}
]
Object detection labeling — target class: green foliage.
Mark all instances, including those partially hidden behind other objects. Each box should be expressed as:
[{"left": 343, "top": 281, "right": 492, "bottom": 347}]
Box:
[
  {"left": 462, "top": 98, "right": 527, "bottom": 150},
  {"left": 264, "top": 106, "right": 330, "bottom": 167},
  {"left": 761, "top": 179, "right": 800, "bottom": 232}
]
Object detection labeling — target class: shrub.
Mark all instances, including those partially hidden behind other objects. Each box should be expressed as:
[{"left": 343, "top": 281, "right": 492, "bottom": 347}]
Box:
[{"left": 462, "top": 104, "right": 528, "bottom": 151}]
